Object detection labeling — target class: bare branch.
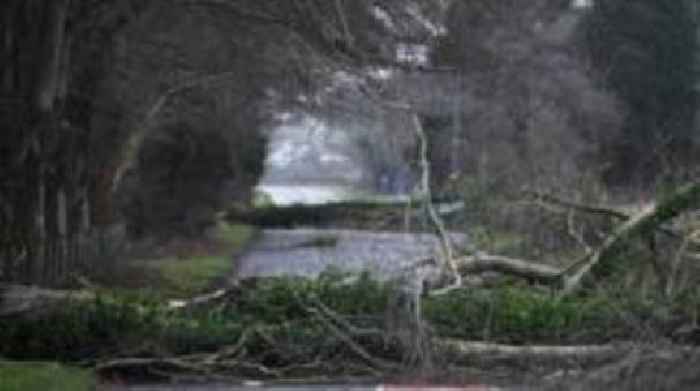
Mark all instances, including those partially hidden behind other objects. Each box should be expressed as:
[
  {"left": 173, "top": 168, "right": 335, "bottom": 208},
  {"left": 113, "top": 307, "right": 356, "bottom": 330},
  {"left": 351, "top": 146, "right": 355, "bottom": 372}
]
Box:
[
  {"left": 306, "top": 303, "right": 394, "bottom": 371},
  {"left": 111, "top": 71, "right": 240, "bottom": 193},
  {"left": 524, "top": 190, "right": 630, "bottom": 220},
  {"left": 562, "top": 182, "right": 700, "bottom": 295},
  {"left": 438, "top": 339, "right": 625, "bottom": 360},
  {"left": 455, "top": 254, "right": 562, "bottom": 284}
]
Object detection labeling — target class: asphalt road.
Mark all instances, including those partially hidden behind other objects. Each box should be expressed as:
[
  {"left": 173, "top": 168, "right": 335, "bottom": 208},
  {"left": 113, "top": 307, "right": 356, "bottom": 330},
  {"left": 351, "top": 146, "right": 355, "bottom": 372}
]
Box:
[{"left": 236, "top": 228, "right": 468, "bottom": 280}]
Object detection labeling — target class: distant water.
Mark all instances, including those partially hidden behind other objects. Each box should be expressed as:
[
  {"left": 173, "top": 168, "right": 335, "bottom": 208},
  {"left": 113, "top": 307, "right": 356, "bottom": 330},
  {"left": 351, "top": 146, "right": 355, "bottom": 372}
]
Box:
[{"left": 257, "top": 184, "right": 410, "bottom": 206}]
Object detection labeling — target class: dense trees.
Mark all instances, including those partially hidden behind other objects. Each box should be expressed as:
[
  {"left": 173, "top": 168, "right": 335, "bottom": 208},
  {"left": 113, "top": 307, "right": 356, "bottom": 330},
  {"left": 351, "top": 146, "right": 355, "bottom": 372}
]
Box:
[
  {"left": 0, "top": 0, "right": 148, "bottom": 283},
  {"left": 582, "top": 0, "right": 699, "bottom": 185},
  {"left": 431, "top": 0, "right": 621, "bottom": 193},
  {"left": 2, "top": 0, "right": 698, "bottom": 287},
  {"left": 0, "top": 0, "right": 273, "bottom": 282},
  {"left": 0, "top": 0, "right": 443, "bottom": 284},
  {"left": 106, "top": 2, "right": 270, "bottom": 239},
  {"left": 2, "top": 2, "right": 700, "bottom": 383}
]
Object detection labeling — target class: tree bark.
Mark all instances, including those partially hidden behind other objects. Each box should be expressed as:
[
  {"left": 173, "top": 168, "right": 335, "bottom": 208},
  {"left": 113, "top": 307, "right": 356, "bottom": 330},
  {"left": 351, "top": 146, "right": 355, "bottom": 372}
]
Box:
[{"left": 33, "top": 170, "right": 46, "bottom": 283}]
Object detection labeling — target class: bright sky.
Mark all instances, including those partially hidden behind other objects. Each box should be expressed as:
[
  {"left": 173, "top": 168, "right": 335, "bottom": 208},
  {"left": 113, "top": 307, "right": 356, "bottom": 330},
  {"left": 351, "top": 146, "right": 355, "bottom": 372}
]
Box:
[{"left": 572, "top": 0, "right": 593, "bottom": 8}]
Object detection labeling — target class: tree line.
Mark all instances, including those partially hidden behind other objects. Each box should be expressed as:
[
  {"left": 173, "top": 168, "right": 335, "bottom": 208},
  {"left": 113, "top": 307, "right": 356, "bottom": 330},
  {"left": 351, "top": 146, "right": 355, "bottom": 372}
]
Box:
[{"left": 1, "top": 0, "right": 698, "bottom": 285}]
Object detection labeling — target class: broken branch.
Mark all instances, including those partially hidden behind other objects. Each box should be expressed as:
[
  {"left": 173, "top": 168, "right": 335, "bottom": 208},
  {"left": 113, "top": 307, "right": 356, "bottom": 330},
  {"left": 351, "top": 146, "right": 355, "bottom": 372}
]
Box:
[{"left": 562, "top": 182, "right": 700, "bottom": 295}]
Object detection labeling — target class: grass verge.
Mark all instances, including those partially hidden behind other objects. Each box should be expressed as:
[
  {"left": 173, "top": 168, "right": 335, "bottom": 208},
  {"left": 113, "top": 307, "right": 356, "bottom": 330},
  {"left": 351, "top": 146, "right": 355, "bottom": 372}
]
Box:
[
  {"left": 0, "top": 361, "right": 95, "bottom": 391},
  {"left": 95, "top": 222, "right": 255, "bottom": 298}
]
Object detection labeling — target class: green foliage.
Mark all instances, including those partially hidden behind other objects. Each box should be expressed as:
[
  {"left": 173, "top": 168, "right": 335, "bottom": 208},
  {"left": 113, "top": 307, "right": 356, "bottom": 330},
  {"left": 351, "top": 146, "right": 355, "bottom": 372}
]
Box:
[
  {"left": 316, "top": 270, "right": 391, "bottom": 315},
  {"left": 0, "top": 293, "right": 245, "bottom": 361},
  {"left": 229, "top": 270, "right": 390, "bottom": 324},
  {"left": 252, "top": 189, "right": 275, "bottom": 208},
  {"left": 0, "top": 362, "right": 95, "bottom": 391},
  {"left": 424, "top": 286, "right": 624, "bottom": 344},
  {"left": 4, "top": 270, "right": 700, "bottom": 365},
  {"left": 0, "top": 272, "right": 390, "bottom": 362},
  {"left": 147, "top": 255, "right": 233, "bottom": 298}
]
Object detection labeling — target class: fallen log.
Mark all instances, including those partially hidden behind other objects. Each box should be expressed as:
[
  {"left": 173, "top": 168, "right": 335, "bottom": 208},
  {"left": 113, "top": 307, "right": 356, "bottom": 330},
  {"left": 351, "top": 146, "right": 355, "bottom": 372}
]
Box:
[
  {"left": 437, "top": 339, "right": 625, "bottom": 360},
  {"left": 455, "top": 254, "right": 562, "bottom": 284},
  {"left": 0, "top": 284, "right": 94, "bottom": 318},
  {"left": 524, "top": 190, "right": 630, "bottom": 221}
]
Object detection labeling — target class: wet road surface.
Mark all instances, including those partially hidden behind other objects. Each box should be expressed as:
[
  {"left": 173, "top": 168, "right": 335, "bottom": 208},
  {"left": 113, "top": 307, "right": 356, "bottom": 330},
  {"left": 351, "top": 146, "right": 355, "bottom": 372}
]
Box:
[{"left": 236, "top": 229, "right": 469, "bottom": 280}]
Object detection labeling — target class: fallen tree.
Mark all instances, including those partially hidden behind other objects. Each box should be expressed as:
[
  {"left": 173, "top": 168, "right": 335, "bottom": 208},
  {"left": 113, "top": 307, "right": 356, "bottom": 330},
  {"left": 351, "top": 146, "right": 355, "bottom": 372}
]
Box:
[
  {"left": 92, "top": 291, "right": 635, "bottom": 382},
  {"left": 0, "top": 283, "right": 94, "bottom": 318},
  {"left": 561, "top": 182, "right": 700, "bottom": 294},
  {"left": 2, "top": 180, "right": 699, "bottom": 381},
  {"left": 3, "top": 184, "right": 698, "bottom": 317},
  {"left": 417, "top": 182, "right": 700, "bottom": 296}
]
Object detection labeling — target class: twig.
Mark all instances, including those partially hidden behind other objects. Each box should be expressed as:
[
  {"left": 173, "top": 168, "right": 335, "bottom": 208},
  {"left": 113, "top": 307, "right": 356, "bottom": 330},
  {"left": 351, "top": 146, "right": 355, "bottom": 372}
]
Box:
[
  {"left": 525, "top": 189, "right": 680, "bottom": 238},
  {"left": 567, "top": 210, "right": 593, "bottom": 255},
  {"left": 563, "top": 182, "right": 700, "bottom": 295},
  {"left": 207, "top": 327, "right": 252, "bottom": 362},
  {"left": 305, "top": 302, "right": 395, "bottom": 371},
  {"left": 310, "top": 296, "right": 384, "bottom": 337},
  {"left": 524, "top": 190, "right": 630, "bottom": 220}
]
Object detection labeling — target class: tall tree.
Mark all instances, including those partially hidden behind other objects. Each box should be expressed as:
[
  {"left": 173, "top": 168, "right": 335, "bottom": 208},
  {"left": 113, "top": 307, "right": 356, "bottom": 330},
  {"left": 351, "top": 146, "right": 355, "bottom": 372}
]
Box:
[{"left": 0, "top": 0, "right": 146, "bottom": 283}]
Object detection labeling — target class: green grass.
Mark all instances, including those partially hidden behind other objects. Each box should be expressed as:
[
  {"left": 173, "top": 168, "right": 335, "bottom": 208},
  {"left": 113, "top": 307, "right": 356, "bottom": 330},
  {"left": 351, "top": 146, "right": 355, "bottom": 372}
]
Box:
[
  {"left": 134, "top": 222, "right": 255, "bottom": 297},
  {"left": 0, "top": 361, "right": 95, "bottom": 391},
  {"left": 152, "top": 255, "right": 234, "bottom": 297},
  {"left": 214, "top": 221, "right": 256, "bottom": 248}
]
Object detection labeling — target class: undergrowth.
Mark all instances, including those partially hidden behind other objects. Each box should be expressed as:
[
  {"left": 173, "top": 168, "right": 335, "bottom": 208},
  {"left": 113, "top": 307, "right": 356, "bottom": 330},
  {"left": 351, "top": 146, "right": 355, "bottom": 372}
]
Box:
[{"left": 1, "top": 271, "right": 696, "bottom": 364}]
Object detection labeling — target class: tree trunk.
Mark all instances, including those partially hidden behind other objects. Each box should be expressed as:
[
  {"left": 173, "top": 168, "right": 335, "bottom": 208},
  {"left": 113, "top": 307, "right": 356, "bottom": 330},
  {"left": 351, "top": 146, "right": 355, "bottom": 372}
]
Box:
[
  {"left": 33, "top": 170, "right": 46, "bottom": 283},
  {"left": 35, "top": 0, "right": 70, "bottom": 113},
  {"left": 57, "top": 187, "right": 68, "bottom": 279}
]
